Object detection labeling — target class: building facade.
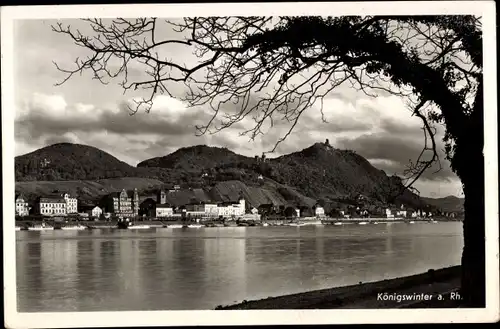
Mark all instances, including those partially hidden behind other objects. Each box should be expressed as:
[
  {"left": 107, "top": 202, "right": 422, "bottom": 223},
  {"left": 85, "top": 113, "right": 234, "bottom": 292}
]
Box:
[
  {"left": 90, "top": 206, "right": 103, "bottom": 218},
  {"left": 156, "top": 204, "right": 174, "bottom": 218},
  {"left": 105, "top": 188, "right": 140, "bottom": 217},
  {"left": 37, "top": 197, "right": 67, "bottom": 216},
  {"left": 314, "top": 205, "right": 325, "bottom": 217},
  {"left": 15, "top": 194, "right": 29, "bottom": 216},
  {"left": 62, "top": 193, "right": 78, "bottom": 213},
  {"left": 217, "top": 198, "right": 245, "bottom": 218}
]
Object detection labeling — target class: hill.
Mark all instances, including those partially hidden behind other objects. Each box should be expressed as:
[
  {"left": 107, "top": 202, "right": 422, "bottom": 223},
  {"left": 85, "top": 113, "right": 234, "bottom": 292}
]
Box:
[
  {"left": 15, "top": 143, "right": 140, "bottom": 181},
  {"left": 421, "top": 196, "right": 465, "bottom": 213},
  {"left": 137, "top": 145, "right": 249, "bottom": 170},
  {"left": 15, "top": 143, "right": 174, "bottom": 182}
]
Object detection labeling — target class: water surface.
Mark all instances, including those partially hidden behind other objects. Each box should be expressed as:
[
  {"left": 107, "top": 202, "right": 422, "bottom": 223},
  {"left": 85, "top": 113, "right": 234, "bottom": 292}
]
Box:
[{"left": 16, "top": 222, "right": 463, "bottom": 311}]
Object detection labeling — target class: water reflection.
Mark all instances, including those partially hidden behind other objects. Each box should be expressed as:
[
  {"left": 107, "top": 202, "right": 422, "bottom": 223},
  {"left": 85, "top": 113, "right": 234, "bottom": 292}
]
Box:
[{"left": 16, "top": 223, "right": 463, "bottom": 311}]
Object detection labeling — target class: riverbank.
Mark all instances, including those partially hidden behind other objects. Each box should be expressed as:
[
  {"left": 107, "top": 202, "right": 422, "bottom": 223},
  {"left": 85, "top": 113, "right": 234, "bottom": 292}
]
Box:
[{"left": 216, "top": 266, "right": 462, "bottom": 309}]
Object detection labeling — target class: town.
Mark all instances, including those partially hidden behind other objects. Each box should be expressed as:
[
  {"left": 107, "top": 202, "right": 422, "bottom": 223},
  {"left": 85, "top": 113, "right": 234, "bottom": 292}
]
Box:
[{"left": 15, "top": 184, "right": 460, "bottom": 229}]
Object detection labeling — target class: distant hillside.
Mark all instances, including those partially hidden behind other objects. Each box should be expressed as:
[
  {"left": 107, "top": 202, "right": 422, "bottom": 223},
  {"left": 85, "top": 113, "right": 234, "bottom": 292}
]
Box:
[
  {"left": 421, "top": 196, "right": 465, "bottom": 213},
  {"left": 264, "top": 142, "right": 424, "bottom": 206}
]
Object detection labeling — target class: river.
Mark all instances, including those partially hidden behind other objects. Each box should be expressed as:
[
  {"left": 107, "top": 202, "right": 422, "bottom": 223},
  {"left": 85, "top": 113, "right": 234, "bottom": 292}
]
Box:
[{"left": 16, "top": 222, "right": 463, "bottom": 312}]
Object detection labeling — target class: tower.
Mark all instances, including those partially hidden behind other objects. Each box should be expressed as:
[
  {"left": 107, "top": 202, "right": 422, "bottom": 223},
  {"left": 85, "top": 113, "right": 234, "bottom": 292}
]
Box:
[
  {"left": 133, "top": 188, "right": 139, "bottom": 216},
  {"left": 238, "top": 193, "right": 246, "bottom": 215},
  {"left": 158, "top": 189, "right": 167, "bottom": 204}
]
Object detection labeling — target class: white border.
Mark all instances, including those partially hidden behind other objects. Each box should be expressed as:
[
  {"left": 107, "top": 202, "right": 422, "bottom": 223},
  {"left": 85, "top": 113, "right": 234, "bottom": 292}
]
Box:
[{"left": 2, "top": 2, "right": 498, "bottom": 327}]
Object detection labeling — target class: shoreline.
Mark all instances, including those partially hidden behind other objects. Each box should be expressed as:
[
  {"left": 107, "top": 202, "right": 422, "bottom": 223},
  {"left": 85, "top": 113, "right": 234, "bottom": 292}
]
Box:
[
  {"left": 15, "top": 217, "right": 462, "bottom": 230},
  {"left": 216, "top": 266, "right": 462, "bottom": 309}
]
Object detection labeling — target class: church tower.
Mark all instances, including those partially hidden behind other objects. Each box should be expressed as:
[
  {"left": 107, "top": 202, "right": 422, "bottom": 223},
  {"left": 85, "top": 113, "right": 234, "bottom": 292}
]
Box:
[
  {"left": 133, "top": 188, "right": 139, "bottom": 216},
  {"left": 158, "top": 189, "right": 167, "bottom": 204}
]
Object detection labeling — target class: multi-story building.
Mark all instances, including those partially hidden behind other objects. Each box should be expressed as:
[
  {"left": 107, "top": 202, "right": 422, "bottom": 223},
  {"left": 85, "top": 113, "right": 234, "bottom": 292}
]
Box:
[
  {"left": 217, "top": 198, "right": 246, "bottom": 218},
  {"left": 62, "top": 193, "right": 78, "bottom": 214},
  {"left": 104, "top": 188, "right": 139, "bottom": 217},
  {"left": 15, "top": 194, "right": 30, "bottom": 216},
  {"left": 89, "top": 206, "right": 103, "bottom": 218},
  {"left": 156, "top": 204, "right": 174, "bottom": 218},
  {"left": 185, "top": 202, "right": 219, "bottom": 218},
  {"left": 36, "top": 197, "right": 67, "bottom": 216}
]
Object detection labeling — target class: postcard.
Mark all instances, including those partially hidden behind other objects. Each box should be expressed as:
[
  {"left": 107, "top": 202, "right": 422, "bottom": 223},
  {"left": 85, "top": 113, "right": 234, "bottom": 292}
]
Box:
[{"left": 2, "top": 2, "right": 498, "bottom": 327}]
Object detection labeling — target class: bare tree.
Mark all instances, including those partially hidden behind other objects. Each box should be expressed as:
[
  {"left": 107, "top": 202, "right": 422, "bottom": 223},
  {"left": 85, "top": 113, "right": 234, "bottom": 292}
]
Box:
[{"left": 52, "top": 15, "right": 484, "bottom": 306}]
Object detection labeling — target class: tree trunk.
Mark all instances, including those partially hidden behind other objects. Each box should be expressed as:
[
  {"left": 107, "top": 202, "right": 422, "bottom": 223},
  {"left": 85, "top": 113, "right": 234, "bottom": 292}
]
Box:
[
  {"left": 457, "top": 79, "right": 485, "bottom": 307},
  {"left": 460, "top": 164, "right": 485, "bottom": 307}
]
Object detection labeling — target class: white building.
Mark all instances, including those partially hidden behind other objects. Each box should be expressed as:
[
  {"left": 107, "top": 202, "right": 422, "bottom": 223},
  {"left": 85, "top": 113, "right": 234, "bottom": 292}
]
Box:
[
  {"left": 217, "top": 198, "right": 245, "bottom": 218},
  {"left": 38, "top": 197, "right": 67, "bottom": 216},
  {"left": 15, "top": 194, "right": 29, "bottom": 216},
  {"left": 314, "top": 205, "right": 325, "bottom": 217},
  {"left": 62, "top": 193, "right": 78, "bottom": 214},
  {"left": 385, "top": 208, "right": 394, "bottom": 218},
  {"left": 186, "top": 203, "right": 219, "bottom": 218},
  {"left": 156, "top": 204, "right": 174, "bottom": 218},
  {"left": 89, "top": 206, "right": 102, "bottom": 218}
]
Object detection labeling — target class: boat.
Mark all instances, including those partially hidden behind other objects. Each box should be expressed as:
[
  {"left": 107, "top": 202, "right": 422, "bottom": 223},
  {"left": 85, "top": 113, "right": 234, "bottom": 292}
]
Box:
[
  {"left": 15, "top": 226, "right": 22, "bottom": 231},
  {"left": 163, "top": 224, "right": 183, "bottom": 228},
  {"left": 117, "top": 218, "right": 150, "bottom": 229},
  {"left": 373, "top": 222, "right": 379, "bottom": 225},
  {"left": 262, "top": 223, "right": 269, "bottom": 227},
  {"left": 28, "top": 224, "right": 54, "bottom": 231},
  {"left": 333, "top": 222, "right": 343, "bottom": 226},
  {"left": 358, "top": 222, "right": 368, "bottom": 225},
  {"left": 187, "top": 224, "right": 203, "bottom": 228},
  {"left": 127, "top": 224, "right": 151, "bottom": 229},
  {"left": 288, "top": 222, "right": 307, "bottom": 227},
  {"left": 409, "top": 221, "right": 415, "bottom": 224},
  {"left": 61, "top": 225, "right": 87, "bottom": 230}
]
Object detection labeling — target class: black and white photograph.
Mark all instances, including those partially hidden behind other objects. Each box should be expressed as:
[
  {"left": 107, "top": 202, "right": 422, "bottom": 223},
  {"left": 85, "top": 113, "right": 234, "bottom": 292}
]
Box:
[{"left": 2, "top": 2, "right": 498, "bottom": 327}]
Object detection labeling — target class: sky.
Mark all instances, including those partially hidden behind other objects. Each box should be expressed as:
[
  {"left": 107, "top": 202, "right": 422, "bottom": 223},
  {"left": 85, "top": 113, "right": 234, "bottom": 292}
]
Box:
[{"left": 12, "top": 19, "right": 465, "bottom": 198}]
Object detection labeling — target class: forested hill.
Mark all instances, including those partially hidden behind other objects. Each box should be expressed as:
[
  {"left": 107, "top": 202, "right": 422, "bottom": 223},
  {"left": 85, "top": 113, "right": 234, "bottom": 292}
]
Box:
[
  {"left": 137, "top": 144, "right": 250, "bottom": 170},
  {"left": 15, "top": 143, "right": 142, "bottom": 181}
]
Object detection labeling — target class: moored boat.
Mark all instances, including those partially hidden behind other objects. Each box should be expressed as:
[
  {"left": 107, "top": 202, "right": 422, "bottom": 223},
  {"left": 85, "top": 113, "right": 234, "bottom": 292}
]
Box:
[
  {"left": 163, "top": 224, "right": 183, "bottom": 228},
  {"left": 333, "top": 222, "right": 343, "bottom": 226},
  {"left": 61, "top": 225, "right": 87, "bottom": 230},
  {"left": 128, "top": 224, "right": 151, "bottom": 229},
  {"left": 117, "top": 218, "right": 151, "bottom": 229},
  {"left": 15, "top": 226, "right": 22, "bottom": 231},
  {"left": 288, "top": 222, "right": 307, "bottom": 227},
  {"left": 358, "top": 221, "right": 368, "bottom": 225},
  {"left": 28, "top": 224, "right": 54, "bottom": 231},
  {"left": 186, "top": 224, "right": 203, "bottom": 228},
  {"left": 262, "top": 222, "right": 269, "bottom": 227}
]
